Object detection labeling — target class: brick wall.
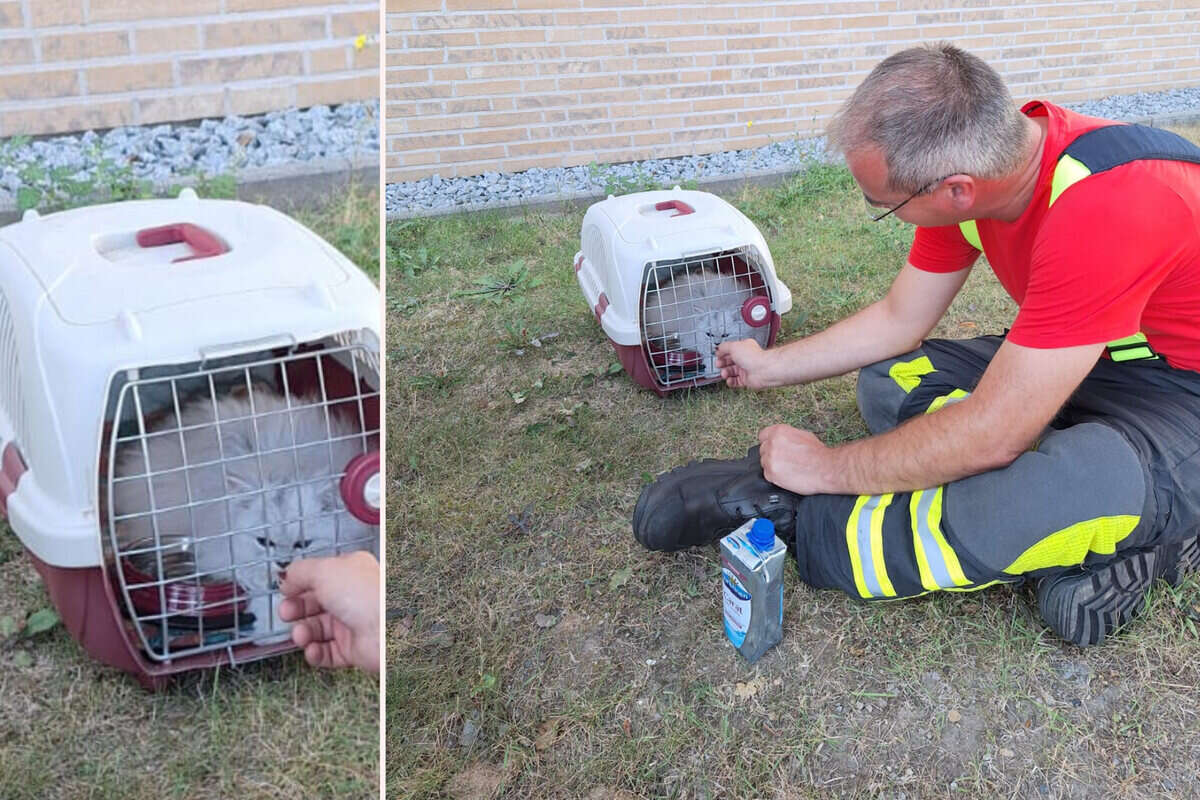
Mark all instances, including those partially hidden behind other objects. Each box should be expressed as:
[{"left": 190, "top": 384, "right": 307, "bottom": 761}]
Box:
[
  {"left": 0, "top": 1, "right": 379, "bottom": 137},
  {"left": 386, "top": 0, "right": 1200, "bottom": 183}
]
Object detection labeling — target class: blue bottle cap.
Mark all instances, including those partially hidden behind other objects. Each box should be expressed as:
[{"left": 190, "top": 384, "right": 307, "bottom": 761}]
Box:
[{"left": 747, "top": 518, "right": 775, "bottom": 551}]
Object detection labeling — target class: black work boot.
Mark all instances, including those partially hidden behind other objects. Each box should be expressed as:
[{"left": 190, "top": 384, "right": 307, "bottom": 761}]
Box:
[
  {"left": 632, "top": 445, "right": 802, "bottom": 552},
  {"left": 1037, "top": 534, "right": 1200, "bottom": 646}
]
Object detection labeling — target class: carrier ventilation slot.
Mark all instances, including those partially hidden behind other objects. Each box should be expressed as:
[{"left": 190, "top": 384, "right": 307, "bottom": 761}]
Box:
[{"left": 0, "top": 289, "right": 27, "bottom": 448}]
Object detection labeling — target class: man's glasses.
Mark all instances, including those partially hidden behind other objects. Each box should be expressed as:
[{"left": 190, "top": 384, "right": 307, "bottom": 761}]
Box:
[{"left": 868, "top": 174, "right": 954, "bottom": 222}]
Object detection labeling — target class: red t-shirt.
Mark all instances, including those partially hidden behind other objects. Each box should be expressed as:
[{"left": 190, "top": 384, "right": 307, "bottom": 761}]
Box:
[{"left": 908, "top": 100, "right": 1200, "bottom": 372}]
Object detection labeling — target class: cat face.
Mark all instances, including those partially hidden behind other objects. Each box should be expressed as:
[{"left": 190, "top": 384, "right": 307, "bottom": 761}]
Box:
[
  {"left": 224, "top": 467, "right": 340, "bottom": 575},
  {"left": 677, "top": 304, "right": 743, "bottom": 347},
  {"left": 643, "top": 267, "right": 756, "bottom": 375}
]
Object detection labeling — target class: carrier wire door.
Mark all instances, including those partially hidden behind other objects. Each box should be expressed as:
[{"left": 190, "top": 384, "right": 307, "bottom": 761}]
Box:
[
  {"left": 103, "top": 340, "right": 379, "bottom": 662},
  {"left": 639, "top": 246, "right": 776, "bottom": 389}
]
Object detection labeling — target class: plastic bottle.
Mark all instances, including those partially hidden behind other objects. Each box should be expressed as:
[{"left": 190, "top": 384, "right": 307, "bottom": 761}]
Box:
[{"left": 720, "top": 517, "right": 786, "bottom": 663}]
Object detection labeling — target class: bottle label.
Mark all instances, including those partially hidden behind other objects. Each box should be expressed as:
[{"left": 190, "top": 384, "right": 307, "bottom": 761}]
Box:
[{"left": 722, "top": 568, "right": 751, "bottom": 648}]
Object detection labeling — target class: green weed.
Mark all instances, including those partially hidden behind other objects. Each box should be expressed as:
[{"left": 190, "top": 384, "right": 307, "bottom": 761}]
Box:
[
  {"left": 0, "top": 136, "right": 240, "bottom": 213},
  {"left": 587, "top": 161, "right": 700, "bottom": 196},
  {"left": 455, "top": 259, "right": 543, "bottom": 303}
]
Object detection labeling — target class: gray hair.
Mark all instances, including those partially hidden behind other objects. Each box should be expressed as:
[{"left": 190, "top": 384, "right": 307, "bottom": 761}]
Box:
[{"left": 827, "top": 44, "right": 1031, "bottom": 193}]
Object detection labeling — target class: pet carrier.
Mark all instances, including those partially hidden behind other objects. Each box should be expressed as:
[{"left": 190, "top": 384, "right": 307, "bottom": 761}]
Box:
[
  {"left": 574, "top": 188, "right": 792, "bottom": 395},
  {"left": 0, "top": 189, "right": 381, "bottom": 689}
]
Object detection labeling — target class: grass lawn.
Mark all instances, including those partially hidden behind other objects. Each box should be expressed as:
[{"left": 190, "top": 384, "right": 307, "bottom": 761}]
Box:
[
  {"left": 0, "top": 181, "right": 380, "bottom": 800},
  {"left": 389, "top": 125, "right": 1200, "bottom": 799}
]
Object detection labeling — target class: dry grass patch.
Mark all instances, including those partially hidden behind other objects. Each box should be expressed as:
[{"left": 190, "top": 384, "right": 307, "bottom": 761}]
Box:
[{"left": 389, "top": 143, "right": 1200, "bottom": 798}]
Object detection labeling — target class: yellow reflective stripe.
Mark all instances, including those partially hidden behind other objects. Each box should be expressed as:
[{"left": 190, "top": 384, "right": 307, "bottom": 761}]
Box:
[
  {"left": 1111, "top": 347, "right": 1156, "bottom": 362},
  {"left": 846, "top": 494, "right": 873, "bottom": 598},
  {"left": 924, "top": 487, "right": 969, "bottom": 586},
  {"left": 924, "top": 388, "right": 969, "bottom": 414},
  {"left": 1106, "top": 332, "right": 1159, "bottom": 362},
  {"left": 888, "top": 355, "right": 935, "bottom": 393},
  {"left": 944, "top": 579, "right": 1005, "bottom": 593},
  {"left": 958, "top": 220, "right": 981, "bottom": 250},
  {"left": 868, "top": 493, "right": 896, "bottom": 597},
  {"left": 911, "top": 491, "right": 938, "bottom": 592},
  {"left": 910, "top": 486, "right": 970, "bottom": 591},
  {"left": 1107, "top": 333, "right": 1149, "bottom": 348},
  {"left": 1049, "top": 153, "right": 1092, "bottom": 206},
  {"left": 846, "top": 493, "right": 897, "bottom": 598},
  {"left": 1003, "top": 514, "right": 1140, "bottom": 575}
]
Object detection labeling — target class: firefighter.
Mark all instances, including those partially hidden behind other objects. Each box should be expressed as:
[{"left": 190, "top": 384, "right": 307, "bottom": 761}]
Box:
[{"left": 633, "top": 44, "right": 1200, "bottom": 646}]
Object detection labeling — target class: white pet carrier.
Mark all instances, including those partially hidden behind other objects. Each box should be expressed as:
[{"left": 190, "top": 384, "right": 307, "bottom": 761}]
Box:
[
  {"left": 574, "top": 189, "right": 792, "bottom": 395},
  {"left": 0, "top": 190, "right": 380, "bottom": 688}
]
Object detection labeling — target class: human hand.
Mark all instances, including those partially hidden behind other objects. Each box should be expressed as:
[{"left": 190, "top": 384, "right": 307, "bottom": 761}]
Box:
[
  {"left": 715, "top": 339, "right": 774, "bottom": 389},
  {"left": 758, "top": 424, "right": 834, "bottom": 495},
  {"left": 278, "top": 551, "right": 380, "bottom": 673}
]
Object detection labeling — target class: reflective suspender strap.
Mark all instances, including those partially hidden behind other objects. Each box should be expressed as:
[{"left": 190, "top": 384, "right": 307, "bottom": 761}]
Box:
[
  {"left": 1106, "top": 332, "right": 1159, "bottom": 362},
  {"left": 1048, "top": 153, "right": 1092, "bottom": 205},
  {"left": 1061, "top": 123, "right": 1200, "bottom": 173},
  {"left": 960, "top": 124, "right": 1200, "bottom": 365},
  {"left": 1056, "top": 127, "right": 1200, "bottom": 218},
  {"left": 1059, "top": 126, "right": 1200, "bottom": 364},
  {"left": 958, "top": 219, "right": 981, "bottom": 251}
]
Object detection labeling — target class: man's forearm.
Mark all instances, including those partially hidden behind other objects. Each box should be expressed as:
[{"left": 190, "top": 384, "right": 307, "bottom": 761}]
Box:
[
  {"left": 763, "top": 299, "right": 928, "bottom": 387},
  {"left": 760, "top": 330, "right": 1102, "bottom": 499},
  {"left": 821, "top": 398, "right": 1019, "bottom": 495}
]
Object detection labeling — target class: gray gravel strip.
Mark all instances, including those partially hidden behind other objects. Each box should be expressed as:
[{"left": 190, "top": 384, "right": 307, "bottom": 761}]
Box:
[
  {"left": 1, "top": 100, "right": 378, "bottom": 205},
  {"left": 386, "top": 85, "right": 1200, "bottom": 219},
  {"left": 1070, "top": 86, "right": 1200, "bottom": 123}
]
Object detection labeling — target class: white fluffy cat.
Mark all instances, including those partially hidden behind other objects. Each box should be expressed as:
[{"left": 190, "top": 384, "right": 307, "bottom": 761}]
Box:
[
  {"left": 112, "top": 385, "right": 377, "bottom": 641},
  {"left": 642, "top": 267, "right": 756, "bottom": 375}
]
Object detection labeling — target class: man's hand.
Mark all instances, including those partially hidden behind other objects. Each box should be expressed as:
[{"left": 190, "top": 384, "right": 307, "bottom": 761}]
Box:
[
  {"left": 716, "top": 338, "right": 776, "bottom": 389},
  {"left": 279, "top": 551, "right": 380, "bottom": 673},
  {"left": 758, "top": 424, "right": 834, "bottom": 495}
]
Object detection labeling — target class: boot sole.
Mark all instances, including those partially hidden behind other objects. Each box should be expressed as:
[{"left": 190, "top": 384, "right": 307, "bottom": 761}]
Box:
[
  {"left": 1162, "top": 534, "right": 1200, "bottom": 586},
  {"left": 1038, "top": 533, "right": 1200, "bottom": 647},
  {"left": 1038, "top": 550, "right": 1157, "bottom": 647}
]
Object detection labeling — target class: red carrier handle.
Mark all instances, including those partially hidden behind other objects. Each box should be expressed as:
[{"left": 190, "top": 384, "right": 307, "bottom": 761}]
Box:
[
  {"left": 135, "top": 223, "right": 229, "bottom": 263},
  {"left": 654, "top": 200, "right": 694, "bottom": 217}
]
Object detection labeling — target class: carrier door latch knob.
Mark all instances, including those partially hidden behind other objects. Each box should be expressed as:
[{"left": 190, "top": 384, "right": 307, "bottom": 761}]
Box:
[
  {"left": 341, "top": 451, "right": 381, "bottom": 525},
  {"left": 741, "top": 296, "right": 771, "bottom": 327}
]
